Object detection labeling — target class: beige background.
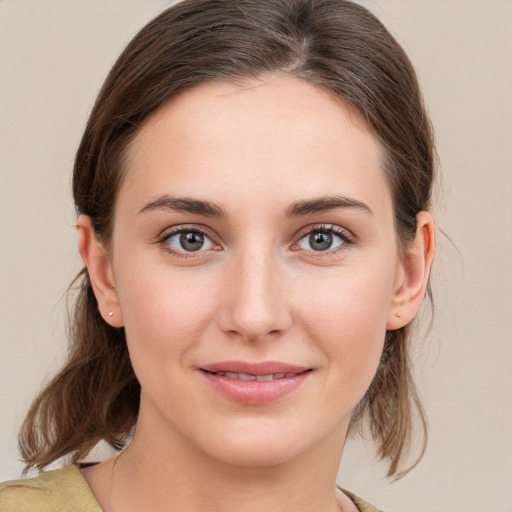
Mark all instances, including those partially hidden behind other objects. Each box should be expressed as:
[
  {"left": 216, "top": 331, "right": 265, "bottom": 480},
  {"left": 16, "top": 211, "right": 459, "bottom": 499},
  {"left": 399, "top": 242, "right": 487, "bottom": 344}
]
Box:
[{"left": 1, "top": 1, "right": 511, "bottom": 510}]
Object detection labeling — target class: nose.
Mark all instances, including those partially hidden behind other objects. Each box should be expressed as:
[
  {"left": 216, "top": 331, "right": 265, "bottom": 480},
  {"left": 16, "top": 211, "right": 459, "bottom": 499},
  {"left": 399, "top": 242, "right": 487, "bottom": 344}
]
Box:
[{"left": 218, "top": 247, "right": 293, "bottom": 342}]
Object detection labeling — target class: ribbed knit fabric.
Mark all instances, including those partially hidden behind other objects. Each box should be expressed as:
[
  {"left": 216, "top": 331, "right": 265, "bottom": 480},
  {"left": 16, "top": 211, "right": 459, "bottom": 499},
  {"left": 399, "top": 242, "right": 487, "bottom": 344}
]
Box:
[{"left": 0, "top": 465, "right": 101, "bottom": 512}]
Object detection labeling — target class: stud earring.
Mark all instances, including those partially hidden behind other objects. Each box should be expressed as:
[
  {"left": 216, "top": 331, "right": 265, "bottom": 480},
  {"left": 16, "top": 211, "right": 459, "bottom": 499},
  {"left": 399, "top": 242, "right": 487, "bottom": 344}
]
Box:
[{"left": 108, "top": 311, "right": 114, "bottom": 317}]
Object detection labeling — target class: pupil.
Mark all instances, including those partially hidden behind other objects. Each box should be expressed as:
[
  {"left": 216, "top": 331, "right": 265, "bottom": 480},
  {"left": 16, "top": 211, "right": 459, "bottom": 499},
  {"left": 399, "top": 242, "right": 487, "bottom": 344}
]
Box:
[
  {"left": 310, "top": 231, "right": 332, "bottom": 251},
  {"left": 180, "top": 232, "right": 204, "bottom": 251}
]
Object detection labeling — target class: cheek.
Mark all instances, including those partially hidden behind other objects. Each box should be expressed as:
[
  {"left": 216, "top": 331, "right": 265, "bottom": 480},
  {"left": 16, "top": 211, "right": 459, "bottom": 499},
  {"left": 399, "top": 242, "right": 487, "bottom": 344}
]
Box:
[
  {"left": 299, "top": 266, "right": 393, "bottom": 388},
  {"left": 114, "top": 261, "right": 221, "bottom": 372}
]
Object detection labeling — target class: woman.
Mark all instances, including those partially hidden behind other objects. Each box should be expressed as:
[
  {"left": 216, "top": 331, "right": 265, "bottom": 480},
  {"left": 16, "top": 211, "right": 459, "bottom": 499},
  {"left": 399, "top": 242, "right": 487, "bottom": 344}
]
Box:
[{"left": 0, "top": 0, "right": 435, "bottom": 511}]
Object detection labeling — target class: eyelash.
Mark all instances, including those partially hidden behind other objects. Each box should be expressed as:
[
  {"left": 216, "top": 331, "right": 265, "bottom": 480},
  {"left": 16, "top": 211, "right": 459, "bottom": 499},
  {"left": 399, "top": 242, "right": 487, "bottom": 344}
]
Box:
[
  {"left": 157, "top": 224, "right": 354, "bottom": 259},
  {"left": 292, "top": 224, "right": 354, "bottom": 257},
  {"left": 158, "top": 225, "right": 220, "bottom": 259}
]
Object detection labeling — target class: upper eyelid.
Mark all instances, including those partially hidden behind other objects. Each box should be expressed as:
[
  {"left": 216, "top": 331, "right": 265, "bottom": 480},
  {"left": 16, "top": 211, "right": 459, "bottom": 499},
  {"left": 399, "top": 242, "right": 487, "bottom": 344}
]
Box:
[
  {"left": 294, "top": 224, "right": 354, "bottom": 241},
  {"left": 158, "top": 224, "right": 215, "bottom": 242}
]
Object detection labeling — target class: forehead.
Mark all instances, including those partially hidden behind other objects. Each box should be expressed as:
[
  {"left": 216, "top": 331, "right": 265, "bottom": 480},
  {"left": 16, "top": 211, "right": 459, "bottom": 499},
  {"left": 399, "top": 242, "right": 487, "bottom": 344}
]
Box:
[{"left": 119, "top": 76, "right": 391, "bottom": 217}]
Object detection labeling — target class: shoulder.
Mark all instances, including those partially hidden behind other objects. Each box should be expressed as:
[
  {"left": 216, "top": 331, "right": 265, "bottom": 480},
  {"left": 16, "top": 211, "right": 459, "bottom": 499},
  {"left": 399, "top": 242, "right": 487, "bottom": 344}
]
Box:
[
  {"left": 341, "top": 487, "right": 387, "bottom": 512},
  {"left": 0, "top": 465, "right": 102, "bottom": 512}
]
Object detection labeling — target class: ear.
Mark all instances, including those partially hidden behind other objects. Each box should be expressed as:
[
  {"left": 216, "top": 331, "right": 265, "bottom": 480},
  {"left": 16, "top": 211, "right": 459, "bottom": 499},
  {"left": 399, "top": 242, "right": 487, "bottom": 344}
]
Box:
[
  {"left": 77, "top": 214, "right": 124, "bottom": 328},
  {"left": 386, "top": 211, "right": 435, "bottom": 330}
]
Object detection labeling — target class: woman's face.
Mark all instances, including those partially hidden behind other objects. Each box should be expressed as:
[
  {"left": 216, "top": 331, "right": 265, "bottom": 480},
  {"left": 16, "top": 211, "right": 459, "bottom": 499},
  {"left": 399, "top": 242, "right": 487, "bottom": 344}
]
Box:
[{"left": 106, "top": 76, "right": 405, "bottom": 466}]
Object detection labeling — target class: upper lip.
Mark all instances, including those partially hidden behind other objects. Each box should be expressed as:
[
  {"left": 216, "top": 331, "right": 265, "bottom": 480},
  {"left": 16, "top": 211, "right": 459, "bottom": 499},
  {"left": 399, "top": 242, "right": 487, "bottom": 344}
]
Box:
[{"left": 200, "top": 361, "right": 310, "bottom": 376}]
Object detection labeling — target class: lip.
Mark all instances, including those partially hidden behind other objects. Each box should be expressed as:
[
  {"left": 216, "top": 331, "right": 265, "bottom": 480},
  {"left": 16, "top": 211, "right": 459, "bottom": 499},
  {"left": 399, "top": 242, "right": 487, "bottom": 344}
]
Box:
[{"left": 199, "top": 360, "right": 312, "bottom": 405}]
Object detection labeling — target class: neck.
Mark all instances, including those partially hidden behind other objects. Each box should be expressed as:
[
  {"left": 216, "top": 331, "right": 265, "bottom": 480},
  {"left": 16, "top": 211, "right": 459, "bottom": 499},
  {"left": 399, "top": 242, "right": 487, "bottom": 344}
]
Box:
[{"left": 102, "top": 408, "right": 350, "bottom": 512}]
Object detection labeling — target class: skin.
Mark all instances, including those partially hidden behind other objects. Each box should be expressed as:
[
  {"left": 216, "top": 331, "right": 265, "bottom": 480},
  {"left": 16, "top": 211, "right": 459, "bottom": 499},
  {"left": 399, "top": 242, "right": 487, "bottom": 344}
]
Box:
[{"left": 79, "top": 75, "right": 434, "bottom": 512}]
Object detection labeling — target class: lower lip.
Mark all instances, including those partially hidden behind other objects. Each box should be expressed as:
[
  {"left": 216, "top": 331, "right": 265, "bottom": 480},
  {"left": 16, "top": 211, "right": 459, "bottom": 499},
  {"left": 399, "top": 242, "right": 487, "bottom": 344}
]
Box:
[{"left": 200, "top": 371, "right": 311, "bottom": 405}]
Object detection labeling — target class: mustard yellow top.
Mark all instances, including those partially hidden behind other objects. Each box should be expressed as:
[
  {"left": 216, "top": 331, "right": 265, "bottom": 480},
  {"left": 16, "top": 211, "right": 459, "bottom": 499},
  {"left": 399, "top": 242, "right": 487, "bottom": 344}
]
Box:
[{"left": 0, "top": 465, "right": 383, "bottom": 512}]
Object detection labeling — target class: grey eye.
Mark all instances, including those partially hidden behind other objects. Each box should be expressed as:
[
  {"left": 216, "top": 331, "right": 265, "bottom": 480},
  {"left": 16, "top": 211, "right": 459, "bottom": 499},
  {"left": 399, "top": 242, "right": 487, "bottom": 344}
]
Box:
[
  {"left": 180, "top": 232, "right": 205, "bottom": 251},
  {"left": 309, "top": 232, "right": 333, "bottom": 251},
  {"left": 298, "top": 230, "right": 344, "bottom": 252},
  {"left": 166, "top": 230, "right": 213, "bottom": 252}
]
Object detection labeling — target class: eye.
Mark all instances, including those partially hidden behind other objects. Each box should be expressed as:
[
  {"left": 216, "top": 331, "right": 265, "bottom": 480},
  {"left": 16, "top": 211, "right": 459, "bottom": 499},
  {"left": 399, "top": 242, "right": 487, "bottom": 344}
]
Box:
[
  {"left": 163, "top": 228, "right": 214, "bottom": 253},
  {"left": 296, "top": 227, "right": 348, "bottom": 252}
]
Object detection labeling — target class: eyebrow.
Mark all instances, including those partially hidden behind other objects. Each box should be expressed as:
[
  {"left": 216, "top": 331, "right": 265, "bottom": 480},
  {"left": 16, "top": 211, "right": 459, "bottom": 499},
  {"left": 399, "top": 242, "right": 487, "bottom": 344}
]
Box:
[
  {"left": 138, "top": 194, "right": 372, "bottom": 219},
  {"left": 138, "top": 195, "right": 227, "bottom": 218},
  {"left": 285, "top": 195, "right": 373, "bottom": 217}
]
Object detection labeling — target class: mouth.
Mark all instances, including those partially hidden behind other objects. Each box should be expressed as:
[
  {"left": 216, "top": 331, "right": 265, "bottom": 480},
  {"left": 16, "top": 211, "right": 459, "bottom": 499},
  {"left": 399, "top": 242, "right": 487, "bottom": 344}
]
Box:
[
  {"left": 203, "top": 371, "right": 305, "bottom": 381},
  {"left": 199, "top": 361, "right": 312, "bottom": 405}
]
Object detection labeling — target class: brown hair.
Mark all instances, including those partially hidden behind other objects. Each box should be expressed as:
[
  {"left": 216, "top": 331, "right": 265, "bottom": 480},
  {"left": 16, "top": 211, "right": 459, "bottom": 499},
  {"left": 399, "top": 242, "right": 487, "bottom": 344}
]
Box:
[{"left": 19, "top": 0, "right": 435, "bottom": 478}]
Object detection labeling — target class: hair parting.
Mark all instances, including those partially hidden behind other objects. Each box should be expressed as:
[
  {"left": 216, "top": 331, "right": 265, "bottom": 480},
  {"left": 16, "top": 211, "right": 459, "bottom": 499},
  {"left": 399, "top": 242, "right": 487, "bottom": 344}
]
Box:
[{"left": 19, "top": 0, "right": 436, "bottom": 478}]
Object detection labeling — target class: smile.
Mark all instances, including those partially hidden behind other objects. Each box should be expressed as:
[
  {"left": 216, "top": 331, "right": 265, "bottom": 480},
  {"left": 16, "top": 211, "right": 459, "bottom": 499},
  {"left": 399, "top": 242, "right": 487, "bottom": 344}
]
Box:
[
  {"left": 207, "top": 371, "right": 300, "bottom": 381},
  {"left": 199, "top": 361, "right": 312, "bottom": 405}
]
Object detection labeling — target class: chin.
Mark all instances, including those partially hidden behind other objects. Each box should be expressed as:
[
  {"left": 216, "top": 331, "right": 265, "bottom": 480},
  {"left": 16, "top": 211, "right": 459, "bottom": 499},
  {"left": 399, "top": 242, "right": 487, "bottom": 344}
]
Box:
[
  {"left": 205, "top": 436, "right": 304, "bottom": 468},
  {"left": 190, "top": 415, "right": 340, "bottom": 469}
]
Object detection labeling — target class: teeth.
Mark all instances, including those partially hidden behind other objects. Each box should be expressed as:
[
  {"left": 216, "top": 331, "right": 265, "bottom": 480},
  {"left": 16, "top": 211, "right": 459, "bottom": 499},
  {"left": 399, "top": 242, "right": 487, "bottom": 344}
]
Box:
[
  {"left": 214, "top": 372, "right": 297, "bottom": 381},
  {"left": 238, "top": 373, "right": 256, "bottom": 381},
  {"left": 256, "top": 374, "right": 273, "bottom": 381}
]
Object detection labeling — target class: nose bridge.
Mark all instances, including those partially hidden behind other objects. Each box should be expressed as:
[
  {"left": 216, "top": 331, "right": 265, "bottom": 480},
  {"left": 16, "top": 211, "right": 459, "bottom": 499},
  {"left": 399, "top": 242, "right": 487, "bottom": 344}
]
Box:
[{"left": 220, "top": 242, "right": 291, "bottom": 341}]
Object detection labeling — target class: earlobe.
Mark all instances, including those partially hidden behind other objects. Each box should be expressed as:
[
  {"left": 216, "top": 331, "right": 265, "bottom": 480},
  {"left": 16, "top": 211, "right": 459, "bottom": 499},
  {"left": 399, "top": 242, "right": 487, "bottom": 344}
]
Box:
[
  {"left": 386, "top": 211, "right": 435, "bottom": 330},
  {"left": 77, "top": 215, "right": 124, "bottom": 328}
]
